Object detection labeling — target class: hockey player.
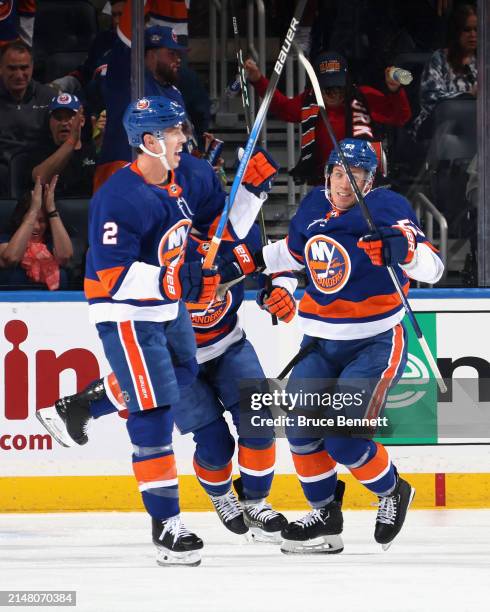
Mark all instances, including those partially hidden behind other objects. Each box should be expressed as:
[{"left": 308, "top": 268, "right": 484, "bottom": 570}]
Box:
[
  {"left": 38, "top": 225, "right": 295, "bottom": 544},
  {"left": 36, "top": 95, "right": 279, "bottom": 567},
  {"left": 226, "top": 138, "right": 444, "bottom": 554}
]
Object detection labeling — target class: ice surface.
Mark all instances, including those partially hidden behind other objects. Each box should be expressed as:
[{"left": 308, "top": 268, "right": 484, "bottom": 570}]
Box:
[{"left": 1, "top": 510, "right": 489, "bottom": 612}]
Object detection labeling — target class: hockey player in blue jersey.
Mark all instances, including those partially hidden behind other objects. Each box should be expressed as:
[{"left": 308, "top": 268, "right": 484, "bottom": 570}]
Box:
[
  {"left": 169, "top": 227, "right": 295, "bottom": 543},
  {"left": 37, "top": 95, "right": 279, "bottom": 567},
  {"left": 230, "top": 138, "right": 444, "bottom": 553},
  {"left": 37, "top": 224, "right": 296, "bottom": 544}
]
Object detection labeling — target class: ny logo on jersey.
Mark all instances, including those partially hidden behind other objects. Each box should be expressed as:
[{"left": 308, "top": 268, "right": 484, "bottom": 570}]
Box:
[
  {"left": 158, "top": 219, "right": 192, "bottom": 266},
  {"left": 305, "top": 235, "right": 351, "bottom": 294}
]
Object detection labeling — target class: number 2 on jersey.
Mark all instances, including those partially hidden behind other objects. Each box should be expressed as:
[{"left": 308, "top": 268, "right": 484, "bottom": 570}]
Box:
[{"left": 103, "top": 222, "right": 118, "bottom": 245}]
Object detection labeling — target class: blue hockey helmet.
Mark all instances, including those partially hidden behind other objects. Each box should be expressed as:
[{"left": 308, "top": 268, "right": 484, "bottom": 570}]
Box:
[
  {"left": 123, "top": 96, "right": 187, "bottom": 147},
  {"left": 326, "top": 138, "right": 378, "bottom": 178}
]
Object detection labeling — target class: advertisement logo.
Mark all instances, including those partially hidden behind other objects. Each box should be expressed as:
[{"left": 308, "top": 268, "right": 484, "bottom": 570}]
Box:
[
  {"left": 386, "top": 353, "right": 430, "bottom": 409},
  {"left": 1, "top": 320, "right": 101, "bottom": 451}
]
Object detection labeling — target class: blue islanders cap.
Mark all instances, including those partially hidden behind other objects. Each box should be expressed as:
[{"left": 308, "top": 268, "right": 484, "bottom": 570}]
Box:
[
  {"left": 144, "top": 25, "right": 187, "bottom": 51},
  {"left": 315, "top": 51, "right": 348, "bottom": 88},
  {"left": 49, "top": 93, "right": 81, "bottom": 114}
]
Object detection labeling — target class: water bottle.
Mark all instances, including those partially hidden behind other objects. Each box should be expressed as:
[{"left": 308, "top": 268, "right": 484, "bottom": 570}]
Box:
[
  {"left": 205, "top": 138, "right": 224, "bottom": 167},
  {"left": 388, "top": 67, "right": 413, "bottom": 86},
  {"left": 225, "top": 75, "right": 242, "bottom": 97}
]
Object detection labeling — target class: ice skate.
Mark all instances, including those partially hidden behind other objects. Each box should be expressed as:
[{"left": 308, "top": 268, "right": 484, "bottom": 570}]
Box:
[
  {"left": 210, "top": 490, "right": 249, "bottom": 535},
  {"left": 233, "top": 477, "right": 287, "bottom": 543},
  {"left": 374, "top": 473, "right": 415, "bottom": 551},
  {"left": 35, "top": 380, "right": 105, "bottom": 447},
  {"left": 152, "top": 515, "right": 203, "bottom": 567},
  {"left": 280, "top": 480, "right": 345, "bottom": 554}
]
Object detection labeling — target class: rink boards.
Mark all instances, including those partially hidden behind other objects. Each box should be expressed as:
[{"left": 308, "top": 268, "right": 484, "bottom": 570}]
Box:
[{"left": 1, "top": 289, "right": 489, "bottom": 511}]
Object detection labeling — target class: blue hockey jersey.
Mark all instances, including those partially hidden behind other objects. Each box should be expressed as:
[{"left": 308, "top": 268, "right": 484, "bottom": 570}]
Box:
[
  {"left": 185, "top": 225, "right": 297, "bottom": 363},
  {"left": 263, "top": 186, "right": 442, "bottom": 340},
  {"left": 85, "top": 153, "right": 264, "bottom": 323}
]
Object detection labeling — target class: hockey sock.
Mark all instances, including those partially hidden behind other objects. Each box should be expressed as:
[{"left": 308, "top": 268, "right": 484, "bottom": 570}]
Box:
[
  {"left": 346, "top": 441, "right": 397, "bottom": 496},
  {"left": 237, "top": 441, "right": 275, "bottom": 501},
  {"left": 127, "top": 408, "right": 179, "bottom": 520},
  {"left": 193, "top": 456, "right": 233, "bottom": 497},
  {"left": 290, "top": 441, "right": 338, "bottom": 508}
]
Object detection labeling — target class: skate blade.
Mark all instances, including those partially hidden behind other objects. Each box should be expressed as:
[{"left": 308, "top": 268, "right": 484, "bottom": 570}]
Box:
[
  {"left": 381, "top": 486, "right": 416, "bottom": 552},
  {"left": 281, "top": 534, "right": 344, "bottom": 555},
  {"left": 155, "top": 547, "right": 202, "bottom": 567},
  {"left": 35, "top": 406, "right": 76, "bottom": 448},
  {"left": 245, "top": 527, "right": 282, "bottom": 544}
]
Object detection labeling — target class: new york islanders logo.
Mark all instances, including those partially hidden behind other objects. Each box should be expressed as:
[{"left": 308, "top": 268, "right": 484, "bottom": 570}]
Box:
[
  {"left": 0, "top": 1, "right": 13, "bottom": 20},
  {"left": 305, "top": 235, "right": 351, "bottom": 294},
  {"left": 158, "top": 219, "right": 191, "bottom": 266},
  {"left": 188, "top": 291, "right": 233, "bottom": 328},
  {"left": 136, "top": 98, "right": 150, "bottom": 110}
]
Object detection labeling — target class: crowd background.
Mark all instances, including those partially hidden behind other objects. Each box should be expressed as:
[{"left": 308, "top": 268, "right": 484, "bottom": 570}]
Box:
[{"left": 0, "top": 0, "right": 479, "bottom": 290}]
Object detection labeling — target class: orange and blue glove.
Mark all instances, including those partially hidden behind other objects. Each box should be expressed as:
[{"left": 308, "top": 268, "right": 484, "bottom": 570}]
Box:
[
  {"left": 161, "top": 260, "right": 220, "bottom": 303},
  {"left": 357, "top": 225, "right": 416, "bottom": 267},
  {"left": 256, "top": 286, "right": 296, "bottom": 323},
  {"left": 242, "top": 147, "right": 279, "bottom": 197},
  {"left": 218, "top": 242, "right": 258, "bottom": 284}
]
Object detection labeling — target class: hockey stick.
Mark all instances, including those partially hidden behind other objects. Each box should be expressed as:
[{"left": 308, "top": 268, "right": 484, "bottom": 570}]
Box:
[
  {"left": 230, "top": 0, "right": 277, "bottom": 325},
  {"left": 203, "top": 0, "right": 308, "bottom": 271},
  {"left": 294, "top": 42, "right": 447, "bottom": 393}
]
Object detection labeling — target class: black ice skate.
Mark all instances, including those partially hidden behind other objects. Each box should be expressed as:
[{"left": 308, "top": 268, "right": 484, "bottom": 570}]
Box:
[
  {"left": 152, "top": 515, "right": 203, "bottom": 567},
  {"left": 374, "top": 473, "right": 415, "bottom": 551},
  {"left": 210, "top": 490, "right": 249, "bottom": 535},
  {"left": 280, "top": 480, "right": 345, "bottom": 554},
  {"left": 36, "top": 379, "right": 105, "bottom": 447},
  {"left": 233, "top": 477, "right": 288, "bottom": 543}
]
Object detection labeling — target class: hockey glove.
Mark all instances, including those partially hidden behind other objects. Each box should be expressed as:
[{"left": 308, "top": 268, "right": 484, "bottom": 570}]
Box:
[
  {"left": 161, "top": 260, "right": 221, "bottom": 303},
  {"left": 357, "top": 225, "right": 416, "bottom": 267},
  {"left": 218, "top": 242, "right": 258, "bottom": 284},
  {"left": 242, "top": 147, "right": 279, "bottom": 197},
  {"left": 256, "top": 287, "right": 296, "bottom": 323}
]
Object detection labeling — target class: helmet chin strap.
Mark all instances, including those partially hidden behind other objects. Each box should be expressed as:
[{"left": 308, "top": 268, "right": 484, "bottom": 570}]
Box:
[{"left": 139, "top": 136, "right": 171, "bottom": 171}]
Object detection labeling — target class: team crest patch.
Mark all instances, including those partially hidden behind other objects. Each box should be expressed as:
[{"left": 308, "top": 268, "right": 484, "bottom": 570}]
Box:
[
  {"left": 57, "top": 93, "right": 72, "bottom": 104},
  {"left": 136, "top": 98, "right": 150, "bottom": 110},
  {"left": 158, "top": 219, "right": 192, "bottom": 266},
  {"left": 189, "top": 291, "right": 233, "bottom": 328},
  {"left": 0, "top": 1, "right": 13, "bottom": 20},
  {"left": 305, "top": 235, "right": 351, "bottom": 294}
]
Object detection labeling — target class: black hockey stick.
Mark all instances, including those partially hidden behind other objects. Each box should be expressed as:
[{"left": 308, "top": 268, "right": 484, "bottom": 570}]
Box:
[
  {"left": 230, "top": 0, "right": 277, "bottom": 325},
  {"left": 294, "top": 42, "right": 446, "bottom": 392},
  {"left": 277, "top": 339, "right": 318, "bottom": 380}
]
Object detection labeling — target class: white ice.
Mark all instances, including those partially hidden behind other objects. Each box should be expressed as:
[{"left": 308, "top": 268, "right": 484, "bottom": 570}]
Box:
[{"left": 1, "top": 510, "right": 489, "bottom": 612}]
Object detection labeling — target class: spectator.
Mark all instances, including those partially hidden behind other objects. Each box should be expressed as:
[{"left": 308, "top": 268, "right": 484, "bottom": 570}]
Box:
[
  {"left": 51, "top": 0, "right": 127, "bottom": 95},
  {"left": 411, "top": 3, "right": 477, "bottom": 140},
  {"left": 0, "top": 176, "right": 73, "bottom": 290},
  {"left": 95, "top": 0, "right": 210, "bottom": 190},
  {"left": 30, "top": 93, "right": 96, "bottom": 198},
  {"left": 245, "top": 51, "right": 411, "bottom": 185},
  {"left": 0, "top": 40, "right": 53, "bottom": 164}
]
